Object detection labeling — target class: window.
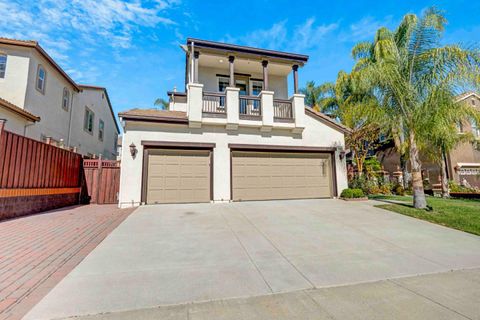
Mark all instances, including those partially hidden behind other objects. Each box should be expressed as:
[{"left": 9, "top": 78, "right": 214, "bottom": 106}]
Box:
[
  {"left": 98, "top": 119, "right": 104, "bottom": 141},
  {"left": 0, "top": 54, "right": 6, "bottom": 78},
  {"left": 84, "top": 107, "right": 94, "bottom": 134},
  {"left": 250, "top": 80, "right": 263, "bottom": 110},
  {"left": 457, "top": 121, "right": 464, "bottom": 133},
  {"left": 251, "top": 80, "right": 263, "bottom": 96},
  {"left": 472, "top": 99, "right": 476, "bottom": 106},
  {"left": 471, "top": 119, "right": 480, "bottom": 138},
  {"left": 36, "top": 65, "right": 46, "bottom": 93},
  {"left": 62, "top": 88, "right": 70, "bottom": 110},
  {"left": 217, "top": 77, "right": 229, "bottom": 92}
]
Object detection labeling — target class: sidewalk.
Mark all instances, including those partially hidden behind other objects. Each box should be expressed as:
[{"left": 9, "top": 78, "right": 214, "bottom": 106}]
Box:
[
  {"left": 0, "top": 205, "right": 135, "bottom": 320},
  {"left": 71, "top": 268, "right": 480, "bottom": 320}
]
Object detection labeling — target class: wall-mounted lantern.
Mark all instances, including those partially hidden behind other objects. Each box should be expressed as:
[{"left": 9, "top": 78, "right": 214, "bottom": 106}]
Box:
[
  {"left": 129, "top": 143, "right": 137, "bottom": 158},
  {"left": 336, "top": 145, "right": 346, "bottom": 160}
]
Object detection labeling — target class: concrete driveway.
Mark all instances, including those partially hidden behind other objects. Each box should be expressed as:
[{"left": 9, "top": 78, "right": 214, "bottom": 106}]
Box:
[{"left": 25, "top": 199, "right": 480, "bottom": 319}]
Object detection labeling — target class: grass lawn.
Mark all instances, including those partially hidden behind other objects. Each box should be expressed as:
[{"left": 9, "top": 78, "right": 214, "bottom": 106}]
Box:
[{"left": 370, "top": 195, "right": 480, "bottom": 236}]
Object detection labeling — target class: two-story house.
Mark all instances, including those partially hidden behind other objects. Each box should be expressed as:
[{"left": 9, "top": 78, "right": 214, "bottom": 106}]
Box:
[
  {"left": 0, "top": 38, "right": 119, "bottom": 159},
  {"left": 118, "top": 38, "right": 349, "bottom": 207},
  {"left": 377, "top": 91, "right": 480, "bottom": 188}
]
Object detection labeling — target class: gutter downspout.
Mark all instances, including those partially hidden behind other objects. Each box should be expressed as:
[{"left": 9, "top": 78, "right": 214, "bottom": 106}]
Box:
[{"left": 67, "top": 90, "right": 75, "bottom": 148}]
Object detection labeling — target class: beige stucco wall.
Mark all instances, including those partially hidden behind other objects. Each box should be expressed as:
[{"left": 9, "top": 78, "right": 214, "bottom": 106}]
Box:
[
  {"left": 0, "top": 45, "right": 30, "bottom": 107},
  {"left": 23, "top": 51, "right": 76, "bottom": 142},
  {"left": 0, "top": 108, "right": 30, "bottom": 135},
  {"left": 198, "top": 66, "right": 288, "bottom": 99},
  {"left": 118, "top": 114, "right": 348, "bottom": 207},
  {"left": 69, "top": 88, "right": 119, "bottom": 159}
]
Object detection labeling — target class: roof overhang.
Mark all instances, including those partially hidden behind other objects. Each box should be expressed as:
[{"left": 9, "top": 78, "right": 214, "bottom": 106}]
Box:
[
  {"left": 0, "top": 98, "right": 40, "bottom": 122},
  {"left": 305, "top": 108, "right": 351, "bottom": 134},
  {"left": 187, "top": 38, "right": 309, "bottom": 65}
]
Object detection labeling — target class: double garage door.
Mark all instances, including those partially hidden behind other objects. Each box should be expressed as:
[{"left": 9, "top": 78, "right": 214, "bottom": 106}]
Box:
[{"left": 145, "top": 148, "right": 334, "bottom": 204}]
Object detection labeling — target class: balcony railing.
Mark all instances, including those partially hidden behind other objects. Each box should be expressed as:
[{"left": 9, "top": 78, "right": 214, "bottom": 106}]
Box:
[
  {"left": 273, "top": 99, "right": 293, "bottom": 121},
  {"left": 239, "top": 95, "right": 262, "bottom": 119},
  {"left": 202, "top": 91, "right": 226, "bottom": 116}
]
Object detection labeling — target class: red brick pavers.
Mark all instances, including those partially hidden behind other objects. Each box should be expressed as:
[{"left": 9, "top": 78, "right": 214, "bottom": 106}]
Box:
[{"left": 0, "top": 205, "right": 135, "bottom": 320}]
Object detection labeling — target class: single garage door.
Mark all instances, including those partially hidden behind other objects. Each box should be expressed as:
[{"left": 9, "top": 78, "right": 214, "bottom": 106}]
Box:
[
  {"left": 232, "top": 151, "right": 333, "bottom": 201},
  {"left": 146, "top": 149, "right": 211, "bottom": 204}
]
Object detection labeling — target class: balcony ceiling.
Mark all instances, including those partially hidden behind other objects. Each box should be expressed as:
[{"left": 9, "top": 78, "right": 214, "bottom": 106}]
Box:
[{"left": 198, "top": 54, "right": 293, "bottom": 77}]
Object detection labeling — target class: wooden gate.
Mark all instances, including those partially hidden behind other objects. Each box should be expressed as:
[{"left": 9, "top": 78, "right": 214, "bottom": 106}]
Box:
[{"left": 83, "top": 158, "right": 120, "bottom": 204}]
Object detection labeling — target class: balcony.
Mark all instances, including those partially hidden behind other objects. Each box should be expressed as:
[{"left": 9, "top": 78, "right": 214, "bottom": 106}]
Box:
[
  {"left": 202, "top": 91, "right": 226, "bottom": 117},
  {"left": 187, "top": 83, "right": 305, "bottom": 132}
]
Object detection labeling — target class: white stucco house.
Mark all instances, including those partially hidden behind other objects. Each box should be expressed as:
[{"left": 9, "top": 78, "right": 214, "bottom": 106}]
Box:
[
  {"left": 118, "top": 38, "right": 349, "bottom": 207},
  {"left": 0, "top": 38, "right": 119, "bottom": 159}
]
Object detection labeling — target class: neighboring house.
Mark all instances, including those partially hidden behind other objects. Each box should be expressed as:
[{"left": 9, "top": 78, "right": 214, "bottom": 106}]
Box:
[
  {"left": 0, "top": 38, "right": 119, "bottom": 159},
  {"left": 118, "top": 38, "right": 349, "bottom": 208},
  {"left": 377, "top": 91, "right": 480, "bottom": 188}
]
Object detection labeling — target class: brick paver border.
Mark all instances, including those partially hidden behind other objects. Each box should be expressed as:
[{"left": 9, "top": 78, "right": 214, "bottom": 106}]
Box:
[{"left": 0, "top": 205, "right": 135, "bottom": 320}]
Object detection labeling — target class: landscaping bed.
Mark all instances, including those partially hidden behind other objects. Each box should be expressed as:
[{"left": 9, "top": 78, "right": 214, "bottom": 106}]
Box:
[{"left": 371, "top": 195, "right": 480, "bottom": 236}]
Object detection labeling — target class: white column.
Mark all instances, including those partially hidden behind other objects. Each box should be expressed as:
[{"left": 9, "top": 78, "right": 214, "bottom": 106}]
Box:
[
  {"left": 291, "top": 93, "right": 306, "bottom": 133},
  {"left": 260, "top": 90, "right": 274, "bottom": 132},
  {"left": 226, "top": 87, "right": 240, "bottom": 130},
  {"left": 213, "top": 143, "right": 231, "bottom": 202},
  {"left": 187, "top": 82, "right": 203, "bottom": 128}
]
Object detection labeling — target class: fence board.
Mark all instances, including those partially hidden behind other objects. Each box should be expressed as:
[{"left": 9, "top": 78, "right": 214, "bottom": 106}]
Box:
[{"left": 0, "top": 129, "right": 83, "bottom": 189}]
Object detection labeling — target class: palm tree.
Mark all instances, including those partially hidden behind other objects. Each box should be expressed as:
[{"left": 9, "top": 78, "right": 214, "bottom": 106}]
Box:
[
  {"left": 299, "top": 81, "right": 322, "bottom": 111},
  {"left": 351, "top": 7, "right": 480, "bottom": 208},
  {"left": 418, "top": 91, "right": 479, "bottom": 197},
  {"left": 154, "top": 98, "right": 169, "bottom": 110},
  {"left": 317, "top": 71, "right": 385, "bottom": 176}
]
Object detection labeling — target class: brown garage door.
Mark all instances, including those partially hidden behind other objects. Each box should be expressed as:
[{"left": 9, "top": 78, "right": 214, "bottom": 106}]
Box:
[
  {"left": 232, "top": 151, "right": 333, "bottom": 201},
  {"left": 146, "top": 149, "right": 211, "bottom": 204}
]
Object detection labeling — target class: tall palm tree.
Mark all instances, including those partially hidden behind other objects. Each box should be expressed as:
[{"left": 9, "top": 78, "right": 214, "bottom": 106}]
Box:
[
  {"left": 351, "top": 7, "right": 480, "bottom": 208},
  {"left": 154, "top": 98, "right": 169, "bottom": 110}
]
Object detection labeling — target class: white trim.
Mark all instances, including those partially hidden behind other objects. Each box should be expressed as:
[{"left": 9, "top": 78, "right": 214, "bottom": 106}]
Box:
[
  {"left": 455, "top": 92, "right": 480, "bottom": 102},
  {"left": 457, "top": 163, "right": 480, "bottom": 168}
]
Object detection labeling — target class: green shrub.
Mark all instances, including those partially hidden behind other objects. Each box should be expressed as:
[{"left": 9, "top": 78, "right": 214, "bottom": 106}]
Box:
[
  {"left": 393, "top": 184, "right": 405, "bottom": 196},
  {"left": 341, "top": 188, "right": 365, "bottom": 198}
]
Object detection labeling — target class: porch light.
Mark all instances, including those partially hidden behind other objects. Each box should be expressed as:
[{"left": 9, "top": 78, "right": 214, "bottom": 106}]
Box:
[
  {"left": 129, "top": 143, "right": 137, "bottom": 158},
  {"left": 336, "top": 145, "right": 346, "bottom": 160},
  {"left": 219, "top": 59, "right": 224, "bottom": 63}
]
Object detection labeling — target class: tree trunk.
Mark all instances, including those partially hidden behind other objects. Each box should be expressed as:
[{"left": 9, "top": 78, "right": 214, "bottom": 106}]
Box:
[
  {"left": 440, "top": 150, "right": 449, "bottom": 198},
  {"left": 409, "top": 132, "right": 427, "bottom": 209},
  {"left": 400, "top": 153, "right": 408, "bottom": 189}
]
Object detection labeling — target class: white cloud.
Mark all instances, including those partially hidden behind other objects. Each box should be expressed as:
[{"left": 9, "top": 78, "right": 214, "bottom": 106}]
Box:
[
  {"left": 222, "top": 18, "right": 337, "bottom": 52},
  {"left": 0, "top": 0, "right": 180, "bottom": 82},
  {"left": 345, "top": 16, "right": 394, "bottom": 42},
  {"left": 291, "top": 18, "right": 338, "bottom": 51},
  {"left": 0, "top": 0, "right": 178, "bottom": 49}
]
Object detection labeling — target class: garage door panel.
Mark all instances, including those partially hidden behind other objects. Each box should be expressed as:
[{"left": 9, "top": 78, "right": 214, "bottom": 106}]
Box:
[
  {"left": 146, "top": 149, "right": 211, "bottom": 204},
  {"left": 232, "top": 151, "right": 333, "bottom": 201}
]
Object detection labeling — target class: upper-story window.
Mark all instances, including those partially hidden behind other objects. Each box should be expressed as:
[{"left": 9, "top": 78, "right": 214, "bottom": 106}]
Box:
[
  {"left": 62, "top": 88, "right": 70, "bottom": 110},
  {"left": 84, "top": 107, "right": 94, "bottom": 134},
  {"left": 218, "top": 77, "right": 229, "bottom": 92},
  {"left": 0, "top": 54, "right": 7, "bottom": 78},
  {"left": 98, "top": 119, "right": 104, "bottom": 141},
  {"left": 457, "top": 121, "right": 464, "bottom": 133},
  {"left": 36, "top": 65, "right": 47, "bottom": 93},
  {"left": 472, "top": 99, "right": 476, "bottom": 106},
  {"left": 471, "top": 119, "right": 480, "bottom": 138},
  {"left": 251, "top": 80, "right": 263, "bottom": 96}
]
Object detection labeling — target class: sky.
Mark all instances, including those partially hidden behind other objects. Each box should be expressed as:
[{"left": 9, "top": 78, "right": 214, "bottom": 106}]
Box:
[{"left": 1, "top": 0, "right": 479, "bottom": 125}]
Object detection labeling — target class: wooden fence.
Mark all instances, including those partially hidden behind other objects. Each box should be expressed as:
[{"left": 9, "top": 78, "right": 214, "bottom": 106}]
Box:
[
  {"left": 83, "top": 158, "right": 120, "bottom": 204},
  {"left": 0, "top": 121, "right": 83, "bottom": 220}
]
